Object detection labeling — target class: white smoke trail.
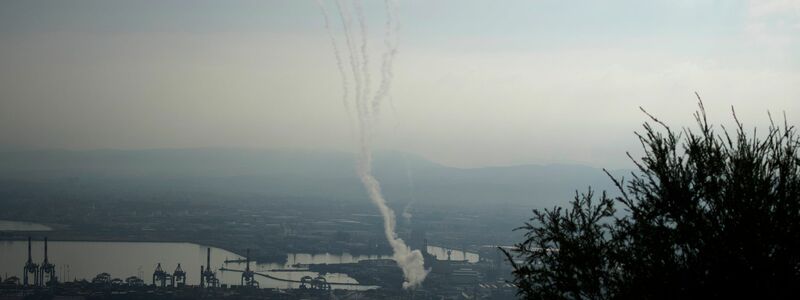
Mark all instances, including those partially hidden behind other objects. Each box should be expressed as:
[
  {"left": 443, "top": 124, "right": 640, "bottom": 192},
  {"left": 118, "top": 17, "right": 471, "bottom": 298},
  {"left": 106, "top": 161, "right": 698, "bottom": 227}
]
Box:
[
  {"left": 385, "top": 95, "right": 415, "bottom": 223},
  {"left": 315, "top": 0, "right": 353, "bottom": 123},
  {"left": 358, "top": 146, "right": 428, "bottom": 289},
  {"left": 401, "top": 153, "right": 417, "bottom": 222},
  {"left": 371, "top": 0, "right": 399, "bottom": 116},
  {"left": 318, "top": 0, "right": 428, "bottom": 289},
  {"left": 334, "top": 0, "right": 365, "bottom": 125},
  {"left": 353, "top": 0, "right": 371, "bottom": 119}
]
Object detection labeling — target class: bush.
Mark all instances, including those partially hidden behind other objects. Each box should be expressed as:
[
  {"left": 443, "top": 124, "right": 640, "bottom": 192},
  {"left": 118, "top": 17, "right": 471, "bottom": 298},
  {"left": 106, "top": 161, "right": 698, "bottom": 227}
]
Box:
[{"left": 504, "top": 96, "right": 800, "bottom": 299}]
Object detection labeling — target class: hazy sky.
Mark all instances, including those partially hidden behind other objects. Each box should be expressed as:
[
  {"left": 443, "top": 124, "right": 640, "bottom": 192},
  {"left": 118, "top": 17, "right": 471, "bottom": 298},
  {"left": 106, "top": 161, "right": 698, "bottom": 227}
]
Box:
[{"left": 1, "top": 0, "right": 798, "bottom": 168}]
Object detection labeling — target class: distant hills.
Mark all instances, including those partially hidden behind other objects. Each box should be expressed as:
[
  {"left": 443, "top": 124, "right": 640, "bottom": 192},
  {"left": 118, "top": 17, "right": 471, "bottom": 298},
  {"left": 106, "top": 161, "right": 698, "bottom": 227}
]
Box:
[{"left": 0, "top": 148, "right": 628, "bottom": 207}]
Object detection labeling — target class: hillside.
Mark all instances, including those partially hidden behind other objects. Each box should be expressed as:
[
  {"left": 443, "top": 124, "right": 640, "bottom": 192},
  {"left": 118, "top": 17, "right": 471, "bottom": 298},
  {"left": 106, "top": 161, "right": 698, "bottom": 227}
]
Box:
[{"left": 0, "top": 148, "right": 624, "bottom": 208}]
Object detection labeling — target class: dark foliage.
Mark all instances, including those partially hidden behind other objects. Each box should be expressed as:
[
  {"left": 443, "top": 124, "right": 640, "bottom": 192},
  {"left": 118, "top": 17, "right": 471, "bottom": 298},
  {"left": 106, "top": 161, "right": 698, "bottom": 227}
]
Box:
[{"left": 503, "top": 95, "right": 800, "bottom": 299}]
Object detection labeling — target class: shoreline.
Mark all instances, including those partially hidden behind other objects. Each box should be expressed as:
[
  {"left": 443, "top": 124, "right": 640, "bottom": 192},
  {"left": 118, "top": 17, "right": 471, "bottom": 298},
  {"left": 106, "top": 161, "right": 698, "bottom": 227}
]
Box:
[
  {"left": 0, "top": 234, "right": 399, "bottom": 262},
  {"left": 0, "top": 219, "right": 477, "bottom": 263}
]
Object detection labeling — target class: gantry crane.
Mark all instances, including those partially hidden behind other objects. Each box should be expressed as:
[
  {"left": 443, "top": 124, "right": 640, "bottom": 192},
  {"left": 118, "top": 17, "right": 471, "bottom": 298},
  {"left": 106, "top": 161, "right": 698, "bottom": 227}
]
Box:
[
  {"left": 152, "top": 263, "right": 173, "bottom": 287},
  {"left": 241, "top": 249, "right": 258, "bottom": 288},
  {"left": 200, "top": 248, "right": 219, "bottom": 288},
  {"left": 173, "top": 264, "right": 186, "bottom": 287},
  {"left": 39, "top": 237, "right": 56, "bottom": 286},
  {"left": 23, "top": 237, "right": 39, "bottom": 287}
]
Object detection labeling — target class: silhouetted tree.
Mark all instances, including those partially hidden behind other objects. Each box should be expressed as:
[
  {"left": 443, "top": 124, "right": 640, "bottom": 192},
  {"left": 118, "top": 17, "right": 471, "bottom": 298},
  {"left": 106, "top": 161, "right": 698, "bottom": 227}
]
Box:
[{"left": 504, "top": 95, "right": 800, "bottom": 299}]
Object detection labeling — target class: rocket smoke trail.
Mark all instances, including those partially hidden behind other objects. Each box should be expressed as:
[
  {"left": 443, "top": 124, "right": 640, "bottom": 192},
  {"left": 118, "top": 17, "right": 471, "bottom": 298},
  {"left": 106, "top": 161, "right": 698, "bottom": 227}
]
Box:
[
  {"left": 315, "top": 0, "right": 352, "bottom": 124},
  {"left": 401, "top": 153, "right": 417, "bottom": 223},
  {"left": 372, "top": 0, "right": 398, "bottom": 116},
  {"left": 317, "top": 0, "right": 428, "bottom": 289},
  {"left": 334, "top": 0, "right": 364, "bottom": 122},
  {"left": 354, "top": 0, "right": 371, "bottom": 115}
]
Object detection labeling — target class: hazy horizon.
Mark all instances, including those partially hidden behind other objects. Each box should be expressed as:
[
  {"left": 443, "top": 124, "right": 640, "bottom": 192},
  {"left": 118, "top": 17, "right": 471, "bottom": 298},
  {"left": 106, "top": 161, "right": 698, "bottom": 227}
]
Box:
[
  {"left": 0, "top": 146, "right": 638, "bottom": 171},
  {"left": 1, "top": 0, "right": 798, "bottom": 169}
]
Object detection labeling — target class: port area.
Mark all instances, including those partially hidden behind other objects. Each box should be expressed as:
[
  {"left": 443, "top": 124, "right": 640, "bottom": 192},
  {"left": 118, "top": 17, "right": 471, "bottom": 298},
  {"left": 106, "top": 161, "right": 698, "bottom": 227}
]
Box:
[
  {"left": 0, "top": 278, "right": 515, "bottom": 300},
  {"left": 0, "top": 196, "right": 527, "bottom": 265},
  {"left": 309, "top": 259, "right": 404, "bottom": 288},
  {"left": 0, "top": 193, "right": 524, "bottom": 298},
  {"left": 305, "top": 254, "right": 518, "bottom": 297},
  {"left": 0, "top": 282, "right": 394, "bottom": 300}
]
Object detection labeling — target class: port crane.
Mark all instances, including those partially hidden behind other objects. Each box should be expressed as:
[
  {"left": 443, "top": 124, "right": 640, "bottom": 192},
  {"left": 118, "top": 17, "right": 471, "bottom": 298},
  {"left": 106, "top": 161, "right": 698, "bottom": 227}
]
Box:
[
  {"left": 241, "top": 249, "right": 258, "bottom": 288},
  {"left": 23, "top": 237, "right": 39, "bottom": 287},
  {"left": 39, "top": 237, "right": 57, "bottom": 286},
  {"left": 200, "top": 248, "right": 219, "bottom": 288}
]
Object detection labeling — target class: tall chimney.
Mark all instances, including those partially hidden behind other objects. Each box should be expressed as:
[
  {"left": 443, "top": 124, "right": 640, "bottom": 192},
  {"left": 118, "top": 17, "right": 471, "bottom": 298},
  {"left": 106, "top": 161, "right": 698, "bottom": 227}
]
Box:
[
  {"left": 246, "top": 249, "right": 250, "bottom": 271},
  {"left": 206, "top": 248, "right": 211, "bottom": 272},
  {"left": 27, "top": 236, "right": 32, "bottom": 262}
]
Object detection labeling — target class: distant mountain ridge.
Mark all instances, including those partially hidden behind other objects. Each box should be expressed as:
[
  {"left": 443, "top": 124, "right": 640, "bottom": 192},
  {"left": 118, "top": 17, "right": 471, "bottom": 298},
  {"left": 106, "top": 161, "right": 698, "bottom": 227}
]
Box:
[{"left": 0, "top": 148, "right": 626, "bottom": 207}]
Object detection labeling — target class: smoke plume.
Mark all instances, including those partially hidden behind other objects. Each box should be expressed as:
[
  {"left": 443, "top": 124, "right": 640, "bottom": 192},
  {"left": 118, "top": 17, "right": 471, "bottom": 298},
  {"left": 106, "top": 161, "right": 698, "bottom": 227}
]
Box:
[
  {"left": 316, "top": 0, "right": 428, "bottom": 289},
  {"left": 401, "top": 153, "right": 417, "bottom": 223}
]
